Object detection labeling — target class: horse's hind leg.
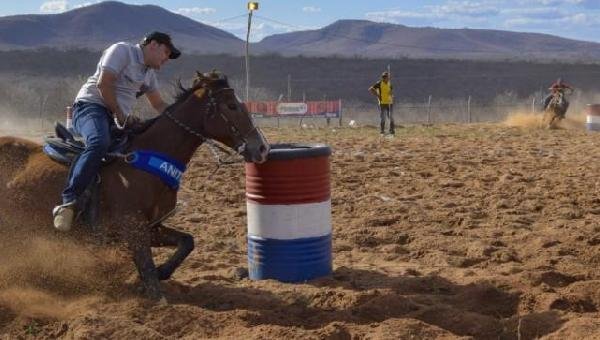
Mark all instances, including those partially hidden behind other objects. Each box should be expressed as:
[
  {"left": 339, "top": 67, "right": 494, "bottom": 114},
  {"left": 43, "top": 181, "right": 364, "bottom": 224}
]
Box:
[
  {"left": 130, "top": 242, "right": 164, "bottom": 301},
  {"left": 150, "top": 224, "right": 195, "bottom": 281}
]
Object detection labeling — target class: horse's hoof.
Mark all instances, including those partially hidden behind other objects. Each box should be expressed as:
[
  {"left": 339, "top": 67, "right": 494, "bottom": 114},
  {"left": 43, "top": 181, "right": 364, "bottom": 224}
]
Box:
[{"left": 156, "top": 296, "right": 168, "bottom": 306}]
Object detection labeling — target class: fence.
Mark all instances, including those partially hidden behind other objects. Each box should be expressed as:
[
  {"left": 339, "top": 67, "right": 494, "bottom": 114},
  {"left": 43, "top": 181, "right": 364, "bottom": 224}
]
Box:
[{"left": 258, "top": 91, "right": 597, "bottom": 128}]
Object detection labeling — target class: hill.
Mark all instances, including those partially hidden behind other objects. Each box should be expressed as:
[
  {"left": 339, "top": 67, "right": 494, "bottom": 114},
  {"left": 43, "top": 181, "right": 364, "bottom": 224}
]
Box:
[
  {"left": 255, "top": 19, "right": 600, "bottom": 62},
  {"left": 0, "top": 1, "right": 244, "bottom": 55}
]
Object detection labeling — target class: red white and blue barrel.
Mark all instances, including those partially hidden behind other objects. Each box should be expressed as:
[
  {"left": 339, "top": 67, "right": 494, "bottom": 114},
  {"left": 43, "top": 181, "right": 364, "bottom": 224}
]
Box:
[
  {"left": 586, "top": 104, "right": 600, "bottom": 131},
  {"left": 245, "top": 143, "right": 332, "bottom": 282}
]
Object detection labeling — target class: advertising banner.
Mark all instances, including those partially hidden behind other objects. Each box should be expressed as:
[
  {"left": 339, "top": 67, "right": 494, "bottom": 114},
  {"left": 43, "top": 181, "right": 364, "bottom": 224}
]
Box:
[{"left": 247, "top": 100, "right": 341, "bottom": 118}]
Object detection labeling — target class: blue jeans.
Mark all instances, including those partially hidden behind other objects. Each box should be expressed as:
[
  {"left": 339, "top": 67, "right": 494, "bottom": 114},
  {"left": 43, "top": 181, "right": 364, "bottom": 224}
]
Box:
[
  {"left": 61, "top": 102, "right": 112, "bottom": 204},
  {"left": 380, "top": 104, "right": 395, "bottom": 134}
]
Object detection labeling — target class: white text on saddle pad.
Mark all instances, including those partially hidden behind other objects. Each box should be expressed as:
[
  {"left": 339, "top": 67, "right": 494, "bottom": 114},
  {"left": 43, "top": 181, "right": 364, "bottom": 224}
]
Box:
[{"left": 159, "top": 162, "right": 182, "bottom": 181}]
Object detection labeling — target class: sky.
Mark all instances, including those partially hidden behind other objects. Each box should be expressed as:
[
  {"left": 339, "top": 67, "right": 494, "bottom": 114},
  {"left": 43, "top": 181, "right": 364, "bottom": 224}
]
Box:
[{"left": 3, "top": 0, "right": 600, "bottom": 43}]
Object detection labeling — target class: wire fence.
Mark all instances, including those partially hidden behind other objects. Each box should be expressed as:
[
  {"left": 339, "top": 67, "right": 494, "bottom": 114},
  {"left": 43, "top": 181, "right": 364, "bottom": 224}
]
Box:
[{"left": 254, "top": 90, "right": 600, "bottom": 128}]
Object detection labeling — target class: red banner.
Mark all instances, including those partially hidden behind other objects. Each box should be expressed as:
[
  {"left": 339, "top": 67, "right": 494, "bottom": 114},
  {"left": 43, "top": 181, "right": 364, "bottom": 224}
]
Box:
[{"left": 246, "top": 100, "right": 341, "bottom": 118}]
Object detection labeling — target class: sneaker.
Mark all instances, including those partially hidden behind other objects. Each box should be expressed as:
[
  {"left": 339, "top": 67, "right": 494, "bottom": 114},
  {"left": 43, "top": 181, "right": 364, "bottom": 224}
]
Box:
[{"left": 53, "top": 203, "right": 75, "bottom": 232}]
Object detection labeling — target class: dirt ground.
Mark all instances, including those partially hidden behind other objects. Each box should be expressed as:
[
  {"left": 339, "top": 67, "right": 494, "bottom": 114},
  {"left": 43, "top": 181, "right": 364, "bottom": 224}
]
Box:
[{"left": 2, "top": 112, "right": 600, "bottom": 339}]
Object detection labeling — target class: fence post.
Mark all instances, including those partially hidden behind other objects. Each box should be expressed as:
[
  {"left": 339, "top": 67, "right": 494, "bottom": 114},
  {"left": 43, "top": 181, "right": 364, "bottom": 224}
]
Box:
[
  {"left": 39, "top": 95, "right": 48, "bottom": 132},
  {"left": 531, "top": 97, "right": 536, "bottom": 113},
  {"left": 287, "top": 74, "right": 291, "bottom": 102},
  {"left": 467, "top": 95, "right": 472, "bottom": 123},
  {"left": 299, "top": 93, "right": 305, "bottom": 128},
  {"left": 338, "top": 99, "right": 342, "bottom": 127},
  {"left": 427, "top": 95, "right": 432, "bottom": 124}
]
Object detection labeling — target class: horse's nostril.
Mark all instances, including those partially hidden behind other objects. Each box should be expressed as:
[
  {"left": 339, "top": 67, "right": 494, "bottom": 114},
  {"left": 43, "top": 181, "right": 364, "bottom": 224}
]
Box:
[{"left": 259, "top": 145, "right": 267, "bottom": 153}]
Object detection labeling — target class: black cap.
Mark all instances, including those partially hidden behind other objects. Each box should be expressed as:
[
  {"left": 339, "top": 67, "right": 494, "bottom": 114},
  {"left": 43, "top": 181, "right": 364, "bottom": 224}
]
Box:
[{"left": 142, "top": 31, "right": 181, "bottom": 59}]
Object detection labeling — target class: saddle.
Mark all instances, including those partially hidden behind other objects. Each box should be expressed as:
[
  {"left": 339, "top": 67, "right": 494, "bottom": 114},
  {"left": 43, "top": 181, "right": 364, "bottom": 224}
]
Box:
[{"left": 43, "top": 122, "right": 130, "bottom": 165}]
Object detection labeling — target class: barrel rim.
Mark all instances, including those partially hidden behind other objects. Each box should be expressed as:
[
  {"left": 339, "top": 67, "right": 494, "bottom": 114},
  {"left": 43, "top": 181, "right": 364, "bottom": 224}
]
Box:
[{"left": 265, "top": 143, "right": 331, "bottom": 160}]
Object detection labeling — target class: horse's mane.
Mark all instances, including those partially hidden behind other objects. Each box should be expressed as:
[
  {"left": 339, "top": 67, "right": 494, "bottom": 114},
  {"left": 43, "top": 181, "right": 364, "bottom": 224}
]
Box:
[
  {"left": 130, "top": 72, "right": 231, "bottom": 133},
  {"left": 168, "top": 76, "right": 230, "bottom": 112}
]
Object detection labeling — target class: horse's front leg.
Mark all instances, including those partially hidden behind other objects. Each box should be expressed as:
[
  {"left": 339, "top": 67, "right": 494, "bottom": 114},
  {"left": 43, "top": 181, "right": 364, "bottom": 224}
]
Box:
[
  {"left": 150, "top": 224, "right": 195, "bottom": 280},
  {"left": 130, "top": 240, "right": 164, "bottom": 302}
]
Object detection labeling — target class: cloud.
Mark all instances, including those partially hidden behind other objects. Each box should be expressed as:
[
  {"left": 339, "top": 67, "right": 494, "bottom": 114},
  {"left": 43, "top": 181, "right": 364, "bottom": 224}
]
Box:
[
  {"left": 302, "top": 6, "right": 321, "bottom": 13},
  {"left": 73, "top": 1, "right": 100, "bottom": 9},
  {"left": 504, "top": 11, "right": 600, "bottom": 29},
  {"left": 208, "top": 20, "right": 313, "bottom": 42},
  {"left": 175, "top": 7, "right": 217, "bottom": 16},
  {"left": 429, "top": 1, "right": 501, "bottom": 17},
  {"left": 366, "top": 1, "right": 502, "bottom": 23},
  {"left": 502, "top": 7, "right": 563, "bottom": 19},
  {"left": 40, "top": 0, "right": 69, "bottom": 13}
]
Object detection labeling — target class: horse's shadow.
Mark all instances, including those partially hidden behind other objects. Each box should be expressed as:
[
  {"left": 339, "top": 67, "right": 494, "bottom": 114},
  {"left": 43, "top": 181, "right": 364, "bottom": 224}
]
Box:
[{"left": 162, "top": 266, "right": 565, "bottom": 339}]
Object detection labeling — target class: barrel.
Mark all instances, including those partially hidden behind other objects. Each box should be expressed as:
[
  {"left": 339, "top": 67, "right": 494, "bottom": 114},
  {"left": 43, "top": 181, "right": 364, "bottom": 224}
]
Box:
[
  {"left": 586, "top": 104, "right": 600, "bottom": 131},
  {"left": 245, "top": 143, "right": 332, "bottom": 282}
]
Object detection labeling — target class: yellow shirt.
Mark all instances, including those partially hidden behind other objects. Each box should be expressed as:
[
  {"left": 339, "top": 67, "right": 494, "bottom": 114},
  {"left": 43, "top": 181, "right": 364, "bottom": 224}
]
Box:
[
  {"left": 371, "top": 80, "right": 393, "bottom": 105},
  {"left": 379, "top": 81, "right": 393, "bottom": 104}
]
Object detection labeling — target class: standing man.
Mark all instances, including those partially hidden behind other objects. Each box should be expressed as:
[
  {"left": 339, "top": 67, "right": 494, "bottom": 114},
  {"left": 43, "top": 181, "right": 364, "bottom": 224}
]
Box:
[
  {"left": 53, "top": 31, "right": 181, "bottom": 231},
  {"left": 369, "top": 71, "right": 395, "bottom": 136}
]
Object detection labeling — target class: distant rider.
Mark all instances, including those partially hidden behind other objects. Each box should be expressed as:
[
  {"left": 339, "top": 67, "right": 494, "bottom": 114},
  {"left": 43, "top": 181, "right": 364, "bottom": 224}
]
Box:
[{"left": 542, "top": 78, "right": 573, "bottom": 117}]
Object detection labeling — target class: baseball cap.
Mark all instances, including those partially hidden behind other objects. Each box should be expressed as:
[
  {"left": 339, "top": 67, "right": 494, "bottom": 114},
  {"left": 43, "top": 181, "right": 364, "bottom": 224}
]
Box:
[{"left": 142, "top": 31, "right": 181, "bottom": 59}]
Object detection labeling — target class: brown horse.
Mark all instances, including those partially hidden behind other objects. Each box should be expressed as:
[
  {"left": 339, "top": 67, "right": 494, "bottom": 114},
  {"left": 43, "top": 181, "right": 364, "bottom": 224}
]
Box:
[{"left": 0, "top": 71, "right": 269, "bottom": 302}]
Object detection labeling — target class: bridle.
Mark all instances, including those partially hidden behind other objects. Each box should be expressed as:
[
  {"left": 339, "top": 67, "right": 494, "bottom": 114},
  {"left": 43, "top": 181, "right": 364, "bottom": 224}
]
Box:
[{"left": 163, "top": 85, "right": 261, "bottom": 156}]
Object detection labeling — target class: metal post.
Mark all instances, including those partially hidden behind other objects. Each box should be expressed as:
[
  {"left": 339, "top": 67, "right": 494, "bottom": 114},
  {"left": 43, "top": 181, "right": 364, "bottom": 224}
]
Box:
[
  {"left": 338, "top": 99, "right": 342, "bottom": 127},
  {"left": 467, "top": 95, "right": 472, "bottom": 123},
  {"left": 287, "top": 74, "right": 291, "bottom": 102},
  {"left": 531, "top": 97, "right": 536, "bottom": 113},
  {"left": 427, "top": 95, "right": 432, "bottom": 124},
  {"left": 245, "top": 8, "right": 254, "bottom": 102},
  {"left": 39, "top": 95, "right": 48, "bottom": 132}
]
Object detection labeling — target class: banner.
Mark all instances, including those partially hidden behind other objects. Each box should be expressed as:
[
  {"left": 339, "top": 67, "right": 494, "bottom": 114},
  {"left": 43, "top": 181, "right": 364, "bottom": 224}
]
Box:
[{"left": 247, "top": 100, "right": 341, "bottom": 118}]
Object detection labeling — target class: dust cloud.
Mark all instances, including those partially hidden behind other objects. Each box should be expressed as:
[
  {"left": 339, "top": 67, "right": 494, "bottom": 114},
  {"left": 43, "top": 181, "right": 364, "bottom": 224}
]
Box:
[{"left": 0, "top": 231, "right": 132, "bottom": 320}]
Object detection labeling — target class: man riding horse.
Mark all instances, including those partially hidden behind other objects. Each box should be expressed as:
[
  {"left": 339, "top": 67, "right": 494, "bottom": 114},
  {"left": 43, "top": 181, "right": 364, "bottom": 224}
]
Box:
[
  {"left": 542, "top": 78, "right": 573, "bottom": 119},
  {"left": 53, "top": 31, "right": 181, "bottom": 231}
]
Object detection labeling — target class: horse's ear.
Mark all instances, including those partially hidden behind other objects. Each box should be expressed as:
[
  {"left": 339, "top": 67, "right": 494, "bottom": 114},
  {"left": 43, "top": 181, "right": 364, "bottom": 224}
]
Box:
[{"left": 195, "top": 71, "right": 205, "bottom": 80}]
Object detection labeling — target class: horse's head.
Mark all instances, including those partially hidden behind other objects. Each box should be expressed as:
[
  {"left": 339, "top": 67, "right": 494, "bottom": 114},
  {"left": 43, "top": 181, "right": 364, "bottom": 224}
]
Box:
[{"left": 191, "top": 70, "right": 269, "bottom": 163}]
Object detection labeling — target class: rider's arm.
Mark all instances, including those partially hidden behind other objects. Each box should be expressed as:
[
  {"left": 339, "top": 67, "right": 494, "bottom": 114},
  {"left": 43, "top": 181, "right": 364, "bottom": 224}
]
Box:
[
  {"left": 96, "top": 43, "right": 129, "bottom": 124},
  {"left": 97, "top": 70, "right": 126, "bottom": 123},
  {"left": 368, "top": 82, "right": 380, "bottom": 98},
  {"left": 146, "top": 90, "right": 169, "bottom": 113}
]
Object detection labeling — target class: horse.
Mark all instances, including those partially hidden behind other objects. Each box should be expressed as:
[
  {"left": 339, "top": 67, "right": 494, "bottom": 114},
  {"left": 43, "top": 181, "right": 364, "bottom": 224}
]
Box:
[
  {"left": 543, "top": 91, "right": 569, "bottom": 129},
  {"left": 0, "top": 71, "right": 269, "bottom": 302}
]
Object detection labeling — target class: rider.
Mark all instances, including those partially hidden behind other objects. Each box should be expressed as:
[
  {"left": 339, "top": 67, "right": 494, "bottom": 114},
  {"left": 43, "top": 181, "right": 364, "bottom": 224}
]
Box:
[
  {"left": 542, "top": 78, "right": 573, "bottom": 116},
  {"left": 52, "top": 31, "right": 181, "bottom": 232}
]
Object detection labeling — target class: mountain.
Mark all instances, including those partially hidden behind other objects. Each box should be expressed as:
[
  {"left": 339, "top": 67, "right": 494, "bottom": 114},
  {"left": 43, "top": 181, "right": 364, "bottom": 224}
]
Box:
[
  {"left": 1, "top": 2, "right": 600, "bottom": 62},
  {"left": 255, "top": 20, "right": 600, "bottom": 61},
  {"left": 0, "top": 1, "right": 245, "bottom": 55}
]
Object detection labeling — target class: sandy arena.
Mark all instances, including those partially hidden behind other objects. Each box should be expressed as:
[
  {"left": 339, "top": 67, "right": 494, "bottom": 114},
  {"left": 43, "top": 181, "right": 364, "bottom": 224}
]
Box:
[{"left": 1, "top": 113, "right": 600, "bottom": 339}]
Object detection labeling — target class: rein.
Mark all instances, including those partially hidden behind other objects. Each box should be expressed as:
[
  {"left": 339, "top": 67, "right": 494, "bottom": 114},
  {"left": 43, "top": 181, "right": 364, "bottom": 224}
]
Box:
[{"left": 161, "top": 86, "right": 251, "bottom": 175}]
